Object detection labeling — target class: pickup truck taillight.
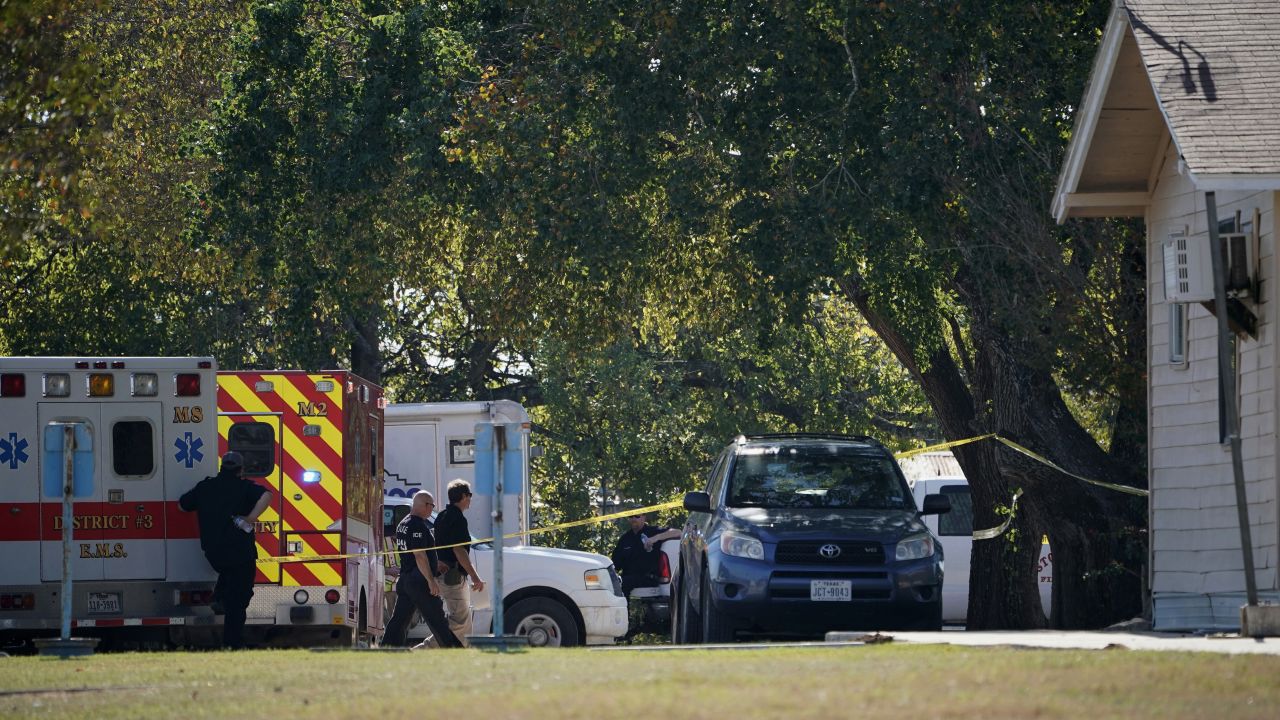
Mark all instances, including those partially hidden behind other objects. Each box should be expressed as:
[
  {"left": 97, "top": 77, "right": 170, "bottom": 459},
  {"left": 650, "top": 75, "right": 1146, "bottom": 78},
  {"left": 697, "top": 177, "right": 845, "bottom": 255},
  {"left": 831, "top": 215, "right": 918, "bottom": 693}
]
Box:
[{"left": 658, "top": 551, "right": 671, "bottom": 584}]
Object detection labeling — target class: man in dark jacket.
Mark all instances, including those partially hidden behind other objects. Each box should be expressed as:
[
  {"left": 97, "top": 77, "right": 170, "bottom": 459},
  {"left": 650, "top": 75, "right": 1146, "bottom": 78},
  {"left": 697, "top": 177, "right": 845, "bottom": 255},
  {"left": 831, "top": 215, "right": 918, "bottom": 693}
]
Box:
[
  {"left": 179, "top": 451, "right": 272, "bottom": 649},
  {"left": 381, "top": 490, "right": 464, "bottom": 648},
  {"left": 433, "top": 479, "right": 485, "bottom": 646}
]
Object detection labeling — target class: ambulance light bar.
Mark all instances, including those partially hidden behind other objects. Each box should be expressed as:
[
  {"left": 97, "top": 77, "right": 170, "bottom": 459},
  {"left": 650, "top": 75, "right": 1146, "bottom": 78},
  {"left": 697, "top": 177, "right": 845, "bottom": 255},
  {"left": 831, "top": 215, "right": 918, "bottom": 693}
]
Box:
[
  {"left": 315, "top": 380, "right": 335, "bottom": 392},
  {"left": 132, "top": 373, "right": 158, "bottom": 397},
  {"left": 88, "top": 373, "right": 114, "bottom": 397},
  {"left": 1, "top": 373, "right": 26, "bottom": 397},
  {"left": 301, "top": 469, "right": 322, "bottom": 484},
  {"left": 43, "top": 373, "right": 70, "bottom": 397},
  {"left": 93, "top": 361, "right": 108, "bottom": 369},
  {"left": 175, "top": 373, "right": 200, "bottom": 397}
]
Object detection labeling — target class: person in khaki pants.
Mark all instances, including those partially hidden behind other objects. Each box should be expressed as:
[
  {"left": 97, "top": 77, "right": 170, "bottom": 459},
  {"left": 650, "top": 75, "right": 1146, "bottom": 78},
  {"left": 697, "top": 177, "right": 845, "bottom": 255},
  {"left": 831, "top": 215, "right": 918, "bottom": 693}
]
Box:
[{"left": 432, "top": 479, "right": 485, "bottom": 645}]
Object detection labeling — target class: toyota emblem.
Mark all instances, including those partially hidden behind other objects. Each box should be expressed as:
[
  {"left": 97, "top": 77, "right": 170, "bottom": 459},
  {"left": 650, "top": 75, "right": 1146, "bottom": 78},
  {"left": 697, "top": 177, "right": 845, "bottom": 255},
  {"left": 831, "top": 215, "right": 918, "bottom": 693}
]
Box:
[{"left": 818, "top": 543, "right": 841, "bottom": 559}]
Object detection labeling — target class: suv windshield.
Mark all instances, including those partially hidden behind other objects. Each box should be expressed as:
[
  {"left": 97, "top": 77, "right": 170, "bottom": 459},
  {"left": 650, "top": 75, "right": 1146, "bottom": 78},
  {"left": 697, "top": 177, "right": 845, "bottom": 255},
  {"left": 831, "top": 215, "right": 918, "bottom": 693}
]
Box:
[{"left": 727, "top": 443, "right": 912, "bottom": 510}]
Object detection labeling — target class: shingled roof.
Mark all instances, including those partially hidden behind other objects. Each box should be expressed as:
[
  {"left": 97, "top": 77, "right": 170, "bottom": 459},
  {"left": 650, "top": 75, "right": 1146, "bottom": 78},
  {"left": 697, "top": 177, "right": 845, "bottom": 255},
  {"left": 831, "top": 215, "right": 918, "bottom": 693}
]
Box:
[
  {"left": 1127, "top": 0, "right": 1280, "bottom": 177},
  {"left": 1053, "top": 1, "right": 1280, "bottom": 221}
]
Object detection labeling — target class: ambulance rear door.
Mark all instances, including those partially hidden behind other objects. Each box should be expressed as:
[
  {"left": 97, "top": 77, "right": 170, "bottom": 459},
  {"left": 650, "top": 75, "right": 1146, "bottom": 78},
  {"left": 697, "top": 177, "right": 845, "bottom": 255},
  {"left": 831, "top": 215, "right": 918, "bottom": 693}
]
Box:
[
  {"left": 101, "top": 401, "right": 165, "bottom": 580},
  {"left": 223, "top": 412, "right": 286, "bottom": 583},
  {"left": 38, "top": 403, "right": 106, "bottom": 582}
]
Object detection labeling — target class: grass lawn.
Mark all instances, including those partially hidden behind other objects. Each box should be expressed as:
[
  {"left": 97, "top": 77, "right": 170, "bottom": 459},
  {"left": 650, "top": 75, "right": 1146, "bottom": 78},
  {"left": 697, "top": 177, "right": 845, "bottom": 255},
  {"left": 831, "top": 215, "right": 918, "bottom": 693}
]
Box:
[{"left": 2, "top": 643, "right": 1277, "bottom": 719}]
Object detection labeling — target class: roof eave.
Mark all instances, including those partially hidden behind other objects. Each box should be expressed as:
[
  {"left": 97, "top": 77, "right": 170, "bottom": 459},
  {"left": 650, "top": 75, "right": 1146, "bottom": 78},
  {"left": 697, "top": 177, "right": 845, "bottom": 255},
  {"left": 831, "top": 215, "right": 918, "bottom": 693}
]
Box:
[{"left": 1052, "top": 3, "right": 1130, "bottom": 224}]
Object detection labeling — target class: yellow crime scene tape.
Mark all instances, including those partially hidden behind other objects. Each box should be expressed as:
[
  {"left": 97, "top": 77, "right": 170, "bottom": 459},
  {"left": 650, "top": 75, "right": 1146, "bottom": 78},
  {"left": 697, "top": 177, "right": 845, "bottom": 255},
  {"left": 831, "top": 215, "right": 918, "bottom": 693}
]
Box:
[
  {"left": 895, "top": 433, "right": 1148, "bottom": 541},
  {"left": 255, "top": 499, "right": 682, "bottom": 565},
  {"left": 262, "top": 432, "right": 1146, "bottom": 564}
]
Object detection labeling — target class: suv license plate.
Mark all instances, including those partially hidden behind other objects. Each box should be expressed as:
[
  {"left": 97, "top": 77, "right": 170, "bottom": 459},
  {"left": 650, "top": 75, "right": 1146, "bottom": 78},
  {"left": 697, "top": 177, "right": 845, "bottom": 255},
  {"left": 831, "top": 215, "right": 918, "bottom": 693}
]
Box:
[
  {"left": 87, "top": 592, "right": 121, "bottom": 615},
  {"left": 810, "top": 580, "right": 852, "bottom": 602}
]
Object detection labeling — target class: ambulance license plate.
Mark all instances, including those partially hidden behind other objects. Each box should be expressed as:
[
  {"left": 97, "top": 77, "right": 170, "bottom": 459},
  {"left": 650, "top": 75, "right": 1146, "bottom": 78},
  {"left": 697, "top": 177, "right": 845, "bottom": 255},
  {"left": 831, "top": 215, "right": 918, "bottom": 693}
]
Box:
[
  {"left": 87, "top": 592, "right": 121, "bottom": 615},
  {"left": 810, "top": 580, "right": 851, "bottom": 602}
]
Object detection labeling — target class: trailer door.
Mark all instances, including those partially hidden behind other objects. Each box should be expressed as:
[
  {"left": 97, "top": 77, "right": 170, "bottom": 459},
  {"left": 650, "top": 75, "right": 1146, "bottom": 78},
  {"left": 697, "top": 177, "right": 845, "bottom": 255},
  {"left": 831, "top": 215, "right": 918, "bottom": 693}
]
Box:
[
  {"left": 38, "top": 403, "right": 105, "bottom": 582},
  {"left": 102, "top": 402, "right": 165, "bottom": 580}
]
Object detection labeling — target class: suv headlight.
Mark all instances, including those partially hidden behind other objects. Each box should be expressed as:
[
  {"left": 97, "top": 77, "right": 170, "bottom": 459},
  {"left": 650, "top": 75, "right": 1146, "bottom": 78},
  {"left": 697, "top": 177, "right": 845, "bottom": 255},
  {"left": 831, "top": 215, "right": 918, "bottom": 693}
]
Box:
[
  {"left": 895, "top": 533, "right": 936, "bottom": 562},
  {"left": 720, "top": 531, "right": 764, "bottom": 560}
]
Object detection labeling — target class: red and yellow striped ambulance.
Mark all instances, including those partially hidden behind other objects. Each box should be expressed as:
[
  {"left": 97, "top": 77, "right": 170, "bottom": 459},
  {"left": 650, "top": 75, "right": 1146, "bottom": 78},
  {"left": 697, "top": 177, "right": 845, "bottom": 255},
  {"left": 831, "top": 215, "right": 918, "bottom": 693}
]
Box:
[{"left": 217, "top": 370, "right": 385, "bottom": 647}]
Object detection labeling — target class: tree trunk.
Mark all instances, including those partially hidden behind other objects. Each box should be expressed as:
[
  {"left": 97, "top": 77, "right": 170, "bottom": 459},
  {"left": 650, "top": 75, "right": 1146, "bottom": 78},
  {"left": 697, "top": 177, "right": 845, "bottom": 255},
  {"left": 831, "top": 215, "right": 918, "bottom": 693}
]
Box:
[
  {"left": 840, "top": 275, "right": 1145, "bottom": 629},
  {"left": 349, "top": 313, "right": 382, "bottom": 384}
]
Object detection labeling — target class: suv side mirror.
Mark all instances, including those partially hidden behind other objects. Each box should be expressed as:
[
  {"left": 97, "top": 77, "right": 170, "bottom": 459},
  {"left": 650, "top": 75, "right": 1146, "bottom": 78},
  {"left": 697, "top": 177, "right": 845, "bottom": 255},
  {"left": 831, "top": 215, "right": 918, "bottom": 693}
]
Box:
[
  {"left": 683, "top": 491, "right": 712, "bottom": 513},
  {"left": 921, "top": 493, "right": 951, "bottom": 516}
]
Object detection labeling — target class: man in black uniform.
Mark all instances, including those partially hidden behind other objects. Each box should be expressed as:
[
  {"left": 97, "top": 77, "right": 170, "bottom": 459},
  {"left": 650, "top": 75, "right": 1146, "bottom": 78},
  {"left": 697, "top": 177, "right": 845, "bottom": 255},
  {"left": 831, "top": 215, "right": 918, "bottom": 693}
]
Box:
[
  {"left": 179, "top": 451, "right": 272, "bottom": 649},
  {"left": 433, "top": 479, "right": 485, "bottom": 646},
  {"left": 381, "top": 491, "right": 463, "bottom": 648},
  {"left": 611, "top": 512, "right": 680, "bottom": 597},
  {"left": 611, "top": 511, "right": 681, "bottom": 639}
]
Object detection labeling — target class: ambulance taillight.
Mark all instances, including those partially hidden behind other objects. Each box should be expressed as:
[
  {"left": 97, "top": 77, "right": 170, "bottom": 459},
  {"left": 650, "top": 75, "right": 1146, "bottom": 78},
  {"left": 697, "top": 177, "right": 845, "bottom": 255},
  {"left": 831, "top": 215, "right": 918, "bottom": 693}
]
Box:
[
  {"left": 1, "top": 373, "right": 26, "bottom": 397},
  {"left": 175, "top": 373, "right": 201, "bottom": 396}
]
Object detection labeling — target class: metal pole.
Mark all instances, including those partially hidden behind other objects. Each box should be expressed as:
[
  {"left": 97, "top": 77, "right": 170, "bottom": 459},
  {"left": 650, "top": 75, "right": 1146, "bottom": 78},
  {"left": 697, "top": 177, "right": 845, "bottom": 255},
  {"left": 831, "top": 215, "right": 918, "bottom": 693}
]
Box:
[
  {"left": 60, "top": 424, "right": 75, "bottom": 641},
  {"left": 491, "top": 425, "right": 505, "bottom": 648},
  {"left": 1206, "top": 191, "right": 1259, "bottom": 607}
]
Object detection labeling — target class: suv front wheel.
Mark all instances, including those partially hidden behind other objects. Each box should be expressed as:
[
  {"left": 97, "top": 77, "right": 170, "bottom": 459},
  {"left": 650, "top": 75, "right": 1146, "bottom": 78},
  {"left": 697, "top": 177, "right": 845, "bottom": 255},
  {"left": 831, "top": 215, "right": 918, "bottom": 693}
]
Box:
[{"left": 699, "top": 570, "right": 736, "bottom": 643}]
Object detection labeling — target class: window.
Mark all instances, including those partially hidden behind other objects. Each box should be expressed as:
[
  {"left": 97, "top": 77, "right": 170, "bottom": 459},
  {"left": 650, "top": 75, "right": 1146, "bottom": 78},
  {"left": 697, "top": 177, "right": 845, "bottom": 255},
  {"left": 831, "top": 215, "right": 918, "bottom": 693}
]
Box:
[
  {"left": 112, "top": 421, "right": 154, "bottom": 476},
  {"left": 705, "top": 451, "right": 731, "bottom": 505},
  {"left": 1169, "top": 302, "right": 1187, "bottom": 366},
  {"left": 228, "top": 422, "right": 276, "bottom": 476},
  {"left": 726, "top": 445, "right": 912, "bottom": 510},
  {"left": 448, "top": 438, "right": 475, "bottom": 465},
  {"left": 937, "top": 485, "right": 974, "bottom": 536}
]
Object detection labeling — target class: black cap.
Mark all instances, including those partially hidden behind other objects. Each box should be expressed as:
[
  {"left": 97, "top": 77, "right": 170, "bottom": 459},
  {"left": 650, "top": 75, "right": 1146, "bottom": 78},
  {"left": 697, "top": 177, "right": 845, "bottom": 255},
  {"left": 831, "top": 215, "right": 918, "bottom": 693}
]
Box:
[{"left": 221, "top": 451, "right": 244, "bottom": 471}]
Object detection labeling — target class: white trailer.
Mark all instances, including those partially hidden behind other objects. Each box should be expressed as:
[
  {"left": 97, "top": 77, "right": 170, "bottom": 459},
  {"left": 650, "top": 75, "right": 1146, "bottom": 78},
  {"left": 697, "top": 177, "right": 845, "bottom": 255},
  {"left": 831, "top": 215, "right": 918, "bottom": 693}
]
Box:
[{"left": 384, "top": 400, "right": 531, "bottom": 543}]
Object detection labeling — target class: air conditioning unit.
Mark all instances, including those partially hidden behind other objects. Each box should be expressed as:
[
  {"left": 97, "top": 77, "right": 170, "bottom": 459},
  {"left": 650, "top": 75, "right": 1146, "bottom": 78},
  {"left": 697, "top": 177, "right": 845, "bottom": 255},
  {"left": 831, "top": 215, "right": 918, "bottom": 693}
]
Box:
[
  {"left": 1163, "top": 231, "right": 1212, "bottom": 303},
  {"left": 1162, "top": 228, "right": 1257, "bottom": 304}
]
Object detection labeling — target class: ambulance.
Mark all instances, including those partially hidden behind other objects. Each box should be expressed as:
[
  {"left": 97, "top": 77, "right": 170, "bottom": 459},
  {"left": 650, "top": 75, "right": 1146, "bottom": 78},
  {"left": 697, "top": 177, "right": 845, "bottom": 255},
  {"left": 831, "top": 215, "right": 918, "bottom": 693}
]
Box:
[
  {"left": 0, "top": 357, "right": 220, "bottom": 650},
  {"left": 216, "top": 370, "right": 385, "bottom": 647}
]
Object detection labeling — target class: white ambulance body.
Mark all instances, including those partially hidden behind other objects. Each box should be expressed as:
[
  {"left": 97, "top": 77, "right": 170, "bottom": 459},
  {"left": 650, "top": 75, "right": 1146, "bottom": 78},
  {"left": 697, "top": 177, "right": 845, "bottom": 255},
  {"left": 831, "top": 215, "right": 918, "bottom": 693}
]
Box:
[{"left": 0, "top": 357, "right": 219, "bottom": 647}]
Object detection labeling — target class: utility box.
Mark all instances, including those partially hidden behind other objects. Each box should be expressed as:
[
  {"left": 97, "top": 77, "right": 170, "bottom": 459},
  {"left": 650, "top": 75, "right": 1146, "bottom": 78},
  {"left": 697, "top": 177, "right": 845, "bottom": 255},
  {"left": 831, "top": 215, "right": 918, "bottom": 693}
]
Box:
[{"left": 1163, "top": 230, "right": 1214, "bottom": 303}]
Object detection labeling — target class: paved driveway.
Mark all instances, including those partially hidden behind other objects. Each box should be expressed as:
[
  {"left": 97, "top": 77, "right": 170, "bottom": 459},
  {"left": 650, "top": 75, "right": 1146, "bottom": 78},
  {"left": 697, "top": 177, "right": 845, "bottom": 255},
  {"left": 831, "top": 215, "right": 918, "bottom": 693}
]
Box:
[{"left": 828, "top": 629, "right": 1280, "bottom": 655}]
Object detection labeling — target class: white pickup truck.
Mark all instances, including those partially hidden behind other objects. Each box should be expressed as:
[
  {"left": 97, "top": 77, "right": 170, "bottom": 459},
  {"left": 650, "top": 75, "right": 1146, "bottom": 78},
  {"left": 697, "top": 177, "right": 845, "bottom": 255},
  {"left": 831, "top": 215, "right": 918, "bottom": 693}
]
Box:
[
  {"left": 381, "top": 497, "right": 629, "bottom": 646},
  {"left": 906, "top": 468, "right": 1053, "bottom": 624}
]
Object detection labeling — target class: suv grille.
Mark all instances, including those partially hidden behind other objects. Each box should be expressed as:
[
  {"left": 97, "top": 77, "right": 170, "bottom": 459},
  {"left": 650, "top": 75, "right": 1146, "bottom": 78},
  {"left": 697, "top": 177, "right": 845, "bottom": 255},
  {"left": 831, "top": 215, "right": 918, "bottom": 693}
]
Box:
[{"left": 775, "top": 540, "right": 885, "bottom": 566}]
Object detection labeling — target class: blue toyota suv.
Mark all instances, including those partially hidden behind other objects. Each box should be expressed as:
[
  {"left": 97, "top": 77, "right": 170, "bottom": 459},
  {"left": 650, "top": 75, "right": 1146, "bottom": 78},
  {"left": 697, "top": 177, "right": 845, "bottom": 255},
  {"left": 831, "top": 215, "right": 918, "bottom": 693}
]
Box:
[{"left": 672, "top": 434, "right": 951, "bottom": 642}]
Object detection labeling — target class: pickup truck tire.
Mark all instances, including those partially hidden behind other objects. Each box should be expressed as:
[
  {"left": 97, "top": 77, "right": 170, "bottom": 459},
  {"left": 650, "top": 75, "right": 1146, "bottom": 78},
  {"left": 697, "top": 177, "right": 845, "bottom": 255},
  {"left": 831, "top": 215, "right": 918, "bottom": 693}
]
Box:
[
  {"left": 671, "top": 575, "right": 701, "bottom": 644},
  {"left": 699, "top": 571, "right": 735, "bottom": 643},
  {"left": 505, "top": 597, "right": 580, "bottom": 647}
]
